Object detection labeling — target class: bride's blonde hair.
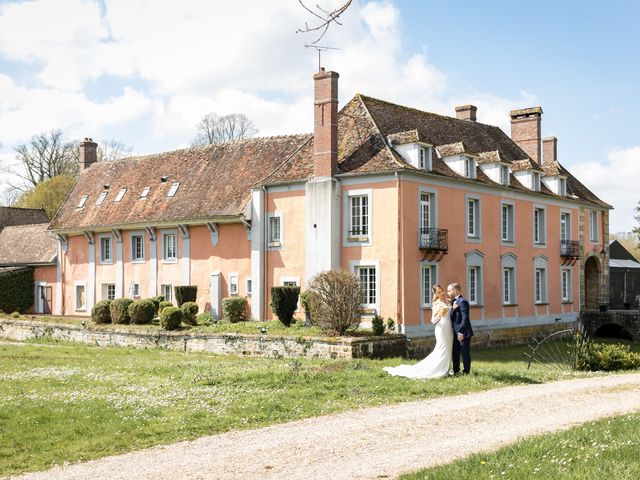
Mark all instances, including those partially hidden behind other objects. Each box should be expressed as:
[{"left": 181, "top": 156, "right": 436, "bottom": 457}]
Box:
[{"left": 431, "top": 284, "right": 443, "bottom": 303}]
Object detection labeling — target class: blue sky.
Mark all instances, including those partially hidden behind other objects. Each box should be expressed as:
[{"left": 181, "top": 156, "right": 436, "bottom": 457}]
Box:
[{"left": 0, "top": 0, "right": 634, "bottom": 232}]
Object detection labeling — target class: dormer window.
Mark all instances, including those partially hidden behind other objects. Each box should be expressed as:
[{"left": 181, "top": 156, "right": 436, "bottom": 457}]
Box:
[
  {"left": 464, "top": 157, "right": 476, "bottom": 179},
  {"left": 115, "top": 188, "right": 127, "bottom": 203},
  {"left": 140, "top": 187, "right": 150, "bottom": 199},
  {"left": 532, "top": 172, "right": 541, "bottom": 191},
  {"left": 77, "top": 195, "right": 88, "bottom": 208},
  {"left": 418, "top": 146, "right": 432, "bottom": 170},
  {"left": 500, "top": 165, "right": 510, "bottom": 186},
  {"left": 559, "top": 178, "right": 567, "bottom": 196},
  {"left": 95, "top": 191, "right": 107, "bottom": 206},
  {"left": 167, "top": 182, "right": 180, "bottom": 197}
]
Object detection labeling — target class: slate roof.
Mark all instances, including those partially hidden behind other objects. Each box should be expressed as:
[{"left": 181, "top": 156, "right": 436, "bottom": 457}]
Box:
[
  {"left": 0, "top": 223, "right": 57, "bottom": 266},
  {"left": 0, "top": 207, "right": 48, "bottom": 229}
]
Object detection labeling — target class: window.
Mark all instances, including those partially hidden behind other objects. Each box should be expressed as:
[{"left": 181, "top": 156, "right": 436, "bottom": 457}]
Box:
[
  {"left": 95, "top": 191, "right": 108, "bottom": 206},
  {"left": 468, "top": 266, "right": 481, "bottom": 305},
  {"left": 246, "top": 278, "right": 252, "bottom": 296},
  {"left": 267, "top": 213, "right": 283, "bottom": 247},
  {"left": 535, "top": 268, "right": 547, "bottom": 304},
  {"left": 75, "top": 284, "right": 86, "bottom": 311},
  {"left": 561, "top": 268, "right": 572, "bottom": 302},
  {"left": 99, "top": 236, "right": 112, "bottom": 263},
  {"left": 229, "top": 273, "right": 239, "bottom": 296},
  {"left": 560, "top": 212, "right": 570, "bottom": 241},
  {"left": 102, "top": 283, "right": 116, "bottom": 301},
  {"left": 115, "top": 188, "right": 127, "bottom": 203},
  {"left": 140, "top": 187, "right": 150, "bottom": 199},
  {"left": 130, "top": 282, "right": 141, "bottom": 298},
  {"left": 501, "top": 203, "right": 514, "bottom": 243},
  {"left": 356, "top": 266, "right": 377, "bottom": 307},
  {"left": 532, "top": 172, "right": 541, "bottom": 191},
  {"left": 533, "top": 207, "right": 546, "bottom": 245},
  {"left": 503, "top": 267, "right": 515, "bottom": 305},
  {"left": 77, "top": 195, "right": 88, "bottom": 208},
  {"left": 163, "top": 233, "right": 177, "bottom": 261},
  {"left": 464, "top": 157, "right": 476, "bottom": 179},
  {"left": 500, "top": 165, "right": 510, "bottom": 186},
  {"left": 161, "top": 284, "right": 173, "bottom": 303},
  {"left": 558, "top": 178, "right": 566, "bottom": 196},
  {"left": 420, "top": 192, "right": 433, "bottom": 230},
  {"left": 419, "top": 146, "right": 431, "bottom": 170},
  {"left": 167, "top": 182, "right": 180, "bottom": 197},
  {"left": 349, "top": 194, "right": 369, "bottom": 237},
  {"left": 131, "top": 234, "right": 144, "bottom": 261},
  {"left": 467, "top": 198, "right": 480, "bottom": 238},
  {"left": 589, "top": 211, "right": 599, "bottom": 242},
  {"left": 421, "top": 263, "right": 437, "bottom": 308}
]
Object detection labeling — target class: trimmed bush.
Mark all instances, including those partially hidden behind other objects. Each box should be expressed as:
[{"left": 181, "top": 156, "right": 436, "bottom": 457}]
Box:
[
  {"left": 110, "top": 298, "right": 133, "bottom": 325},
  {"left": 91, "top": 300, "right": 112, "bottom": 324},
  {"left": 196, "top": 311, "right": 215, "bottom": 326},
  {"left": 174, "top": 285, "right": 198, "bottom": 307},
  {"left": 0, "top": 268, "right": 34, "bottom": 313},
  {"left": 270, "top": 286, "right": 300, "bottom": 327},
  {"left": 159, "top": 306, "right": 182, "bottom": 330},
  {"left": 159, "top": 301, "right": 173, "bottom": 313},
  {"left": 181, "top": 301, "right": 199, "bottom": 326},
  {"left": 155, "top": 295, "right": 165, "bottom": 302},
  {"left": 222, "top": 297, "right": 247, "bottom": 323},
  {"left": 577, "top": 342, "right": 640, "bottom": 371},
  {"left": 128, "top": 299, "right": 156, "bottom": 325},
  {"left": 371, "top": 314, "right": 385, "bottom": 336},
  {"left": 300, "top": 291, "right": 313, "bottom": 327},
  {"left": 308, "top": 270, "right": 363, "bottom": 335},
  {"left": 147, "top": 297, "right": 161, "bottom": 315}
]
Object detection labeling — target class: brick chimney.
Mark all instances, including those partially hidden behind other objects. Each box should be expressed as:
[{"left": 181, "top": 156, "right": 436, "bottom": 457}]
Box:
[
  {"left": 313, "top": 68, "right": 339, "bottom": 177},
  {"left": 455, "top": 105, "right": 477, "bottom": 121},
  {"left": 509, "top": 107, "right": 543, "bottom": 165},
  {"left": 79, "top": 138, "right": 98, "bottom": 171},
  {"left": 542, "top": 136, "right": 557, "bottom": 166}
]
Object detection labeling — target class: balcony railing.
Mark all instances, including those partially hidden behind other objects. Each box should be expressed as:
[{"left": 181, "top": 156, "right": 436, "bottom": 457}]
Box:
[
  {"left": 560, "top": 240, "right": 580, "bottom": 257},
  {"left": 419, "top": 228, "right": 448, "bottom": 251}
]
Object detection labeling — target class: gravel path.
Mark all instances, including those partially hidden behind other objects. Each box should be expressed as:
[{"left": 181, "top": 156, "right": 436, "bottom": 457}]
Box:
[{"left": 10, "top": 373, "right": 640, "bottom": 480}]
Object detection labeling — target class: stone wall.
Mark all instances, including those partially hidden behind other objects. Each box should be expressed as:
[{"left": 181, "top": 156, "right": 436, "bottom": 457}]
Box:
[{"left": 0, "top": 319, "right": 406, "bottom": 360}]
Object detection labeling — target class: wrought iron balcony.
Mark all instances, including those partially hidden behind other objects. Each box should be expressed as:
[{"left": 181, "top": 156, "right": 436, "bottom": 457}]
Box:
[
  {"left": 419, "top": 228, "right": 448, "bottom": 252},
  {"left": 560, "top": 240, "right": 580, "bottom": 258}
]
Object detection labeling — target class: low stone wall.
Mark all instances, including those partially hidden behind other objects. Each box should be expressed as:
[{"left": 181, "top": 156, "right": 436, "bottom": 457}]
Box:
[{"left": 0, "top": 319, "right": 406, "bottom": 360}]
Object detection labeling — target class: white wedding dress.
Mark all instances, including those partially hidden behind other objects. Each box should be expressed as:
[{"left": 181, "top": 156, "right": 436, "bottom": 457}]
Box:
[{"left": 383, "top": 299, "right": 453, "bottom": 379}]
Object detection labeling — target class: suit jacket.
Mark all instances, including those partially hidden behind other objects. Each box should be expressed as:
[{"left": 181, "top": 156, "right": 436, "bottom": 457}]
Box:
[{"left": 450, "top": 295, "right": 474, "bottom": 339}]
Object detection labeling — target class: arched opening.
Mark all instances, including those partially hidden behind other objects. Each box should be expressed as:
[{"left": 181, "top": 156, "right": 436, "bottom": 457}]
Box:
[
  {"left": 594, "top": 323, "right": 633, "bottom": 341},
  {"left": 584, "top": 256, "right": 600, "bottom": 310}
]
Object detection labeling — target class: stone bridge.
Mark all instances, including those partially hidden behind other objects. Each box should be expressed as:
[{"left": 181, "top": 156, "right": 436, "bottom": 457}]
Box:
[{"left": 580, "top": 310, "right": 640, "bottom": 342}]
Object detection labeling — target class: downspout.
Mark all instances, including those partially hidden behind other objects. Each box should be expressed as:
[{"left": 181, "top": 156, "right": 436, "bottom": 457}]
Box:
[
  {"left": 262, "top": 184, "right": 267, "bottom": 322},
  {"left": 396, "top": 171, "right": 404, "bottom": 333}
]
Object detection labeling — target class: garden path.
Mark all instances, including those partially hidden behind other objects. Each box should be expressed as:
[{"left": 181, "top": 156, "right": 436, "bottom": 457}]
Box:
[{"left": 10, "top": 372, "right": 640, "bottom": 480}]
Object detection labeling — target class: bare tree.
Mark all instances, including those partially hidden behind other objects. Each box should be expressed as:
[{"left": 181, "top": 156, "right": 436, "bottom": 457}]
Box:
[
  {"left": 297, "top": 0, "right": 352, "bottom": 45},
  {"left": 191, "top": 113, "right": 258, "bottom": 146},
  {"left": 96, "top": 140, "right": 134, "bottom": 162}
]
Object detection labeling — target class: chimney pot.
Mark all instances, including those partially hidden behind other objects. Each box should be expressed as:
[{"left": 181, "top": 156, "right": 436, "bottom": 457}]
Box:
[
  {"left": 79, "top": 137, "right": 98, "bottom": 171},
  {"left": 313, "top": 69, "right": 339, "bottom": 177},
  {"left": 455, "top": 105, "right": 477, "bottom": 121},
  {"left": 510, "top": 106, "right": 543, "bottom": 165}
]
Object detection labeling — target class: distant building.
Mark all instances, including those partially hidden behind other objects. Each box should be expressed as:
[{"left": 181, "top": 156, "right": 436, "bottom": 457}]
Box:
[
  {"left": 0, "top": 206, "right": 48, "bottom": 231},
  {"left": 609, "top": 240, "right": 640, "bottom": 309}
]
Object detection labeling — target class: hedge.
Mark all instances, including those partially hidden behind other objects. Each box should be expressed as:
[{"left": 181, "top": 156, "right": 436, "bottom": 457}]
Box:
[
  {"left": 0, "top": 268, "right": 34, "bottom": 313},
  {"left": 91, "top": 300, "right": 112, "bottom": 324},
  {"left": 110, "top": 298, "right": 133, "bottom": 324},
  {"left": 159, "top": 306, "right": 182, "bottom": 330},
  {"left": 222, "top": 297, "right": 247, "bottom": 323},
  {"left": 270, "top": 286, "right": 300, "bottom": 327},
  {"left": 128, "top": 299, "right": 156, "bottom": 325},
  {"left": 174, "top": 285, "right": 197, "bottom": 307}
]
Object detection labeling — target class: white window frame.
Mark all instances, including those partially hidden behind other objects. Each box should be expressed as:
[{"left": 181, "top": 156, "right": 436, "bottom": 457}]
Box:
[
  {"left": 99, "top": 234, "right": 113, "bottom": 264},
  {"left": 418, "top": 146, "right": 432, "bottom": 171},
  {"left": 465, "top": 194, "right": 481, "bottom": 242},
  {"left": 130, "top": 232, "right": 145, "bottom": 263},
  {"left": 465, "top": 250, "right": 484, "bottom": 305},
  {"left": 77, "top": 195, "right": 88, "bottom": 209},
  {"left": 74, "top": 282, "right": 87, "bottom": 312},
  {"left": 533, "top": 206, "right": 547, "bottom": 246},
  {"left": 500, "top": 201, "right": 515, "bottom": 245},
  {"left": 344, "top": 189, "right": 372, "bottom": 246},
  {"left": 140, "top": 187, "right": 150, "bottom": 199},
  {"left": 246, "top": 278, "right": 252, "bottom": 297},
  {"left": 167, "top": 182, "right": 180, "bottom": 197},
  {"left": 500, "top": 165, "right": 510, "bottom": 186},
  {"left": 95, "top": 191, "right": 108, "bottom": 206},
  {"left": 161, "top": 230, "right": 178, "bottom": 263},
  {"left": 229, "top": 272, "right": 239, "bottom": 296},
  {"left": 464, "top": 157, "right": 476, "bottom": 179},
  {"left": 558, "top": 178, "right": 567, "bottom": 196},
  {"left": 130, "top": 282, "right": 141, "bottom": 299},
  {"left": 267, "top": 211, "right": 284, "bottom": 249},
  {"left": 501, "top": 253, "right": 517, "bottom": 306},
  {"left": 101, "top": 283, "right": 116, "bottom": 301},
  {"left": 561, "top": 267, "right": 572, "bottom": 302},
  {"left": 533, "top": 255, "right": 549, "bottom": 304},
  {"left": 589, "top": 210, "right": 599, "bottom": 242},
  {"left": 532, "top": 172, "right": 541, "bottom": 191},
  {"left": 115, "top": 188, "right": 127, "bottom": 203},
  {"left": 560, "top": 211, "right": 571, "bottom": 242},
  {"left": 161, "top": 284, "right": 173, "bottom": 303},
  {"left": 350, "top": 259, "right": 380, "bottom": 313},
  {"left": 420, "top": 261, "right": 438, "bottom": 308}
]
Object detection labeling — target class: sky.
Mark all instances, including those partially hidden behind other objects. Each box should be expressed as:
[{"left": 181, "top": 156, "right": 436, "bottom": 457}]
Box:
[{"left": 0, "top": 0, "right": 637, "bottom": 233}]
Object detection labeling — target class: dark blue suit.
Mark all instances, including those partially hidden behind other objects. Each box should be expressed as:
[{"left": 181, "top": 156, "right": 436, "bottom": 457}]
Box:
[{"left": 451, "top": 295, "right": 473, "bottom": 374}]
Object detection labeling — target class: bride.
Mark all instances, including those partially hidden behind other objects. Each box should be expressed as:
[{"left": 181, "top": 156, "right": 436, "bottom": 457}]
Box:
[{"left": 383, "top": 284, "right": 454, "bottom": 379}]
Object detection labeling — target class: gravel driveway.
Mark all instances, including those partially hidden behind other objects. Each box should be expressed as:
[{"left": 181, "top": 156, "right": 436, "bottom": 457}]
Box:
[{"left": 10, "top": 373, "right": 640, "bottom": 480}]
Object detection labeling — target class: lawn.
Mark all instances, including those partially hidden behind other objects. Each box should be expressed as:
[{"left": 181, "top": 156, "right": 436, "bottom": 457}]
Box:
[
  {"left": 0, "top": 339, "right": 626, "bottom": 477},
  {"left": 399, "top": 412, "right": 640, "bottom": 479}
]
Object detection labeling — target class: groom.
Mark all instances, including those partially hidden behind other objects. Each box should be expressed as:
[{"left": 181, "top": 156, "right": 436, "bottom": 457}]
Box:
[{"left": 447, "top": 283, "right": 473, "bottom": 375}]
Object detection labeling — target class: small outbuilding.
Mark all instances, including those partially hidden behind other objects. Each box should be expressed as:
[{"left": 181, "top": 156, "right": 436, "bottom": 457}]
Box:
[{"left": 609, "top": 239, "right": 640, "bottom": 309}]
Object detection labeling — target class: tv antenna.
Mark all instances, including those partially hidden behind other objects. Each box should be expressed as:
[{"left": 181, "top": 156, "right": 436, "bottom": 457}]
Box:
[{"left": 305, "top": 44, "right": 340, "bottom": 71}]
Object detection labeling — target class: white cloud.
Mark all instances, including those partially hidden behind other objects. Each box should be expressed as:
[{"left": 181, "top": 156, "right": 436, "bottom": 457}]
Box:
[{"left": 572, "top": 146, "right": 640, "bottom": 234}]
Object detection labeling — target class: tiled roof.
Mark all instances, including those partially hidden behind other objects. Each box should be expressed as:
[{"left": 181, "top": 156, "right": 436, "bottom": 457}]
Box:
[
  {"left": 387, "top": 129, "right": 432, "bottom": 146},
  {"left": 477, "top": 150, "right": 505, "bottom": 165},
  {"left": 511, "top": 159, "right": 543, "bottom": 172},
  {"left": 0, "top": 223, "right": 57, "bottom": 266},
  {"left": 436, "top": 142, "right": 475, "bottom": 157},
  {"left": 0, "top": 207, "right": 48, "bottom": 229}
]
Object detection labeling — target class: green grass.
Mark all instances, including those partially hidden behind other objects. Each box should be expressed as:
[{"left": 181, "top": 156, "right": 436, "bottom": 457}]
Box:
[{"left": 400, "top": 412, "right": 640, "bottom": 479}]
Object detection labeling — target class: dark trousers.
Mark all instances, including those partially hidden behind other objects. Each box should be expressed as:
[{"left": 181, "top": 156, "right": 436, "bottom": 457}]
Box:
[{"left": 452, "top": 337, "right": 471, "bottom": 374}]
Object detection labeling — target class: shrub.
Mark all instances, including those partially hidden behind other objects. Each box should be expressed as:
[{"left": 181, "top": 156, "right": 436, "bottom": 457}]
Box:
[
  {"left": 91, "top": 300, "right": 112, "bottom": 324},
  {"left": 576, "top": 341, "right": 640, "bottom": 371},
  {"left": 181, "top": 301, "right": 199, "bottom": 326},
  {"left": 222, "top": 297, "right": 247, "bottom": 323},
  {"left": 159, "top": 301, "right": 173, "bottom": 313},
  {"left": 300, "top": 291, "right": 313, "bottom": 327},
  {"left": 128, "top": 299, "right": 156, "bottom": 325},
  {"left": 11, "top": 311, "right": 20, "bottom": 318},
  {"left": 155, "top": 295, "right": 165, "bottom": 302},
  {"left": 174, "top": 286, "right": 198, "bottom": 307},
  {"left": 196, "top": 311, "right": 215, "bottom": 326},
  {"left": 147, "top": 297, "right": 161, "bottom": 315},
  {"left": 386, "top": 318, "right": 396, "bottom": 333},
  {"left": 159, "top": 306, "right": 182, "bottom": 330},
  {"left": 371, "top": 314, "right": 385, "bottom": 336},
  {"left": 308, "top": 270, "right": 363, "bottom": 335},
  {"left": 270, "top": 286, "right": 300, "bottom": 327},
  {"left": 0, "top": 268, "right": 34, "bottom": 313},
  {"left": 110, "top": 298, "right": 133, "bottom": 325}
]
